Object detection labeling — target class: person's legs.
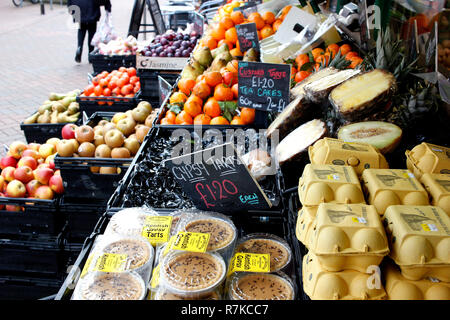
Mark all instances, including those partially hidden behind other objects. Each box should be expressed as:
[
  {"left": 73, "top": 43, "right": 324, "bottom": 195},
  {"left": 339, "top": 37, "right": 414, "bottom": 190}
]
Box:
[
  {"left": 76, "top": 23, "right": 88, "bottom": 63},
  {"left": 87, "top": 21, "right": 98, "bottom": 62}
]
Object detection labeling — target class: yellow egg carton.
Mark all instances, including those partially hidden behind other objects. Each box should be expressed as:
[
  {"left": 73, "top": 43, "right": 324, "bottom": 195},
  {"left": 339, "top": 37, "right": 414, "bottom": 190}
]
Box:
[
  {"left": 384, "top": 205, "right": 450, "bottom": 282},
  {"left": 361, "top": 169, "right": 429, "bottom": 215},
  {"left": 384, "top": 262, "right": 450, "bottom": 300},
  {"left": 420, "top": 173, "right": 450, "bottom": 217},
  {"left": 296, "top": 206, "right": 318, "bottom": 249},
  {"left": 308, "top": 138, "right": 389, "bottom": 176},
  {"left": 298, "top": 164, "right": 365, "bottom": 207},
  {"left": 302, "top": 252, "right": 387, "bottom": 300},
  {"left": 308, "top": 203, "right": 389, "bottom": 272},
  {"left": 405, "top": 142, "right": 450, "bottom": 179}
]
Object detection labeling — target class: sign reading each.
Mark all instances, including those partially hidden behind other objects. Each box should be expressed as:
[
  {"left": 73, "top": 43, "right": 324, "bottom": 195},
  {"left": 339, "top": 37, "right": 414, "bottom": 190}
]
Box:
[
  {"left": 236, "top": 23, "right": 260, "bottom": 53},
  {"left": 237, "top": 61, "right": 291, "bottom": 112},
  {"left": 165, "top": 142, "right": 272, "bottom": 212}
]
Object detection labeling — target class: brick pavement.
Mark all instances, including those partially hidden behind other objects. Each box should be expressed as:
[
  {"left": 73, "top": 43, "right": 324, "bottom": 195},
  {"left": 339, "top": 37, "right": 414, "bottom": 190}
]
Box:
[{"left": 0, "top": 0, "right": 135, "bottom": 155}]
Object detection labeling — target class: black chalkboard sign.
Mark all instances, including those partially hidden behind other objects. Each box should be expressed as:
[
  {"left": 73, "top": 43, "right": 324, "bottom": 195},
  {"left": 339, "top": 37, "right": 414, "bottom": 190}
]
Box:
[
  {"left": 165, "top": 142, "right": 272, "bottom": 212},
  {"left": 146, "top": 0, "right": 166, "bottom": 35},
  {"left": 237, "top": 61, "right": 291, "bottom": 112},
  {"left": 158, "top": 76, "right": 172, "bottom": 107},
  {"left": 236, "top": 23, "right": 260, "bottom": 53}
]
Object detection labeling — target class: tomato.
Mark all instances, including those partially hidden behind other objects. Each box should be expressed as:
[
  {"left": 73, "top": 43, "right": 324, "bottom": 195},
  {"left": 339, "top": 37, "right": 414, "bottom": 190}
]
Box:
[
  {"left": 103, "top": 88, "right": 112, "bottom": 96},
  {"left": 93, "top": 85, "right": 103, "bottom": 96},
  {"left": 127, "top": 67, "right": 137, "bottom": 77},
  {"left": 99, "top": 78, "right": 108, "bottom": 88},
  {"left": 129, "top": 76, "right": 139, "bottom": 85},
  {"left": 121, "top": 84, "right": 133, "bottom": 96},
  {"left": 116, "top": 78, "right": 127, "bottom": 88},
  {"left": 107, "top": 80, "right": 117, "bottom": 90},
  {"left": 92, "top": 76, "right": 99, "bottom": 86},
  {"left": 84, "top": 84, "right": 95, "bottom": 96}
]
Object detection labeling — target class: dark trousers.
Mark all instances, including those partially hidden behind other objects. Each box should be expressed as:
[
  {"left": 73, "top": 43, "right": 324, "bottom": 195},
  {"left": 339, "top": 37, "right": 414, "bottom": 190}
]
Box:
[{"left": 77, "top": 22, "right": 97, "bottom": 55}]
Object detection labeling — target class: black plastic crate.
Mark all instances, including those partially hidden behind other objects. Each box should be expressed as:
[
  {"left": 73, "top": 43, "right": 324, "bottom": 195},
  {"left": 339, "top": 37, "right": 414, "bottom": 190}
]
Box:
[
  {"left": 137, "top": 69, "right": 180, "bottom": 106},
  {"left": 76, "top": 94, "right": 137, "bottom": 118},
  {"left": 89, "top": 53, "right": 136, "bottom": 75},
  {"left": 20, "top": 115, "right": 81, "bottom": 144},
  {"left": 0, "top": 275, "right": 64, "bottom": 300},
  {"left": 0, "top": 197, "right": 61, "bottom": 238},
  {"left": 59, "top": 196, "right": 107, "bottom": 242},
  {"left": 0, "top": 233, "right": 64, "bottom": 278}
]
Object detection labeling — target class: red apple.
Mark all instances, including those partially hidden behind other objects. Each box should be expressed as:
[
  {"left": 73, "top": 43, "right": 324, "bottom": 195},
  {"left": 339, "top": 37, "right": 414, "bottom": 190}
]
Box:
[
  {"left": 54, "top": 170, "right": 61, "bottom": 176},
  {"left": 26, "top": 180, "right": 42, "bottom": 197},
  {"left": 6, "top": 205, "right": 21, "bottom": 212},
  {"left": 0, "top": 176, "right": 5, "bottom": 191},
  {"left": 33, "top": 167, "right": 54, "bottom": 185},
  {"left": 34, "top": 185, "right": 54, "bottom": 200},
  {"left": 45, "top": 154, "right": 56, "bottom": 170},
  {"left": 1, "top": 166, "right": 16, "bottom": 182},
  {"left": 37, "top": 163, "right": 51, "bottom": 170},
  {"left": 61, "top": 124, "right": 77, "bottom": 140},
  {"left": 22, "top": 149, "right": 41, "bottom": 161},
  {"left": 28, "top": 143, "right": 41, "bottom": 152},
  {"left": 6, "top": 179, "right": 26, "bottom": 198},
  {"left": 14, "top": 166, "right": 34, "bottom": 183},
  {"left": 17, "top": 156, "right": 37, "bottom": 170},
  {"left": 0, "top": 156, "right": 17, "bottom": 169},
  {"left": 49, "top": 175, "right": 64, "bottom": 194},
  {"left": 9, "top": 141, "right": 28, "bottom": 159}
]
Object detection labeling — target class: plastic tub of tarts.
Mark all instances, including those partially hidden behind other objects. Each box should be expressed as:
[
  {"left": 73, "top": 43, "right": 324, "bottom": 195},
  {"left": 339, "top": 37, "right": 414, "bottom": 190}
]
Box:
[
  {"left": 103, "top": 207, "right": 159, "bottom": 238},
  {"left": 308, "top": 203, "right": 389, "bottom": 272},
  {"left": 302, "top": 252, "right": 387, "bottom": 300},
  {"left": 384, "top": 262, "right": 450, "bottom": 300},
  {"left": 308, "top": 138, "right": 389, "bottom": 176},
  {"left": 405, "top": 142, "right": 450, "bottom": 179},
  {"left": 296, "top": 206, "right": 318, "bottom": 249},
  {"left": 226, "top": 271, "right": 295, "bottom": 300},
  {"left": 361, "top": 169, "right": 429, "bottom": 215},
  {"left": 419, "top": 173, "right": 450, "bottom": 216},
  {"left": 298, "top": 164, "right": 365, "bottom": 207},
  {"left": 384, "top": 205, "right": 450, "bottom": 282}
]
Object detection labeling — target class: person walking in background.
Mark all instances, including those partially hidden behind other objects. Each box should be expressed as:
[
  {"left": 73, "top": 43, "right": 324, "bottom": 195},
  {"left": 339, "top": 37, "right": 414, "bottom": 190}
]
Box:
[{"left": 68, "top": 0, "right": 112, "bottom": 63}]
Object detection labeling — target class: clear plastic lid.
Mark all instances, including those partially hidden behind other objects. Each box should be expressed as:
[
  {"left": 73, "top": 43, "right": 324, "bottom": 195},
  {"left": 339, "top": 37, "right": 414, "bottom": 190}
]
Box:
[
  {"left": 227, "top": 271, "right": 295, "bottom": 300},
  {"left": 160, "top": 250, "right": 226, "bottom": 297},
  {"left": 154, "top": 288, "right": 221, "bottom": 300},
  {"left": 72, "top": 271, "right": 146, "bottom": 300},
  {"left": 104, "top": 207, "right": 159, "bottom": 238},
  {"left": 234, "top": 233, "right": 293, "bottom": 272}
]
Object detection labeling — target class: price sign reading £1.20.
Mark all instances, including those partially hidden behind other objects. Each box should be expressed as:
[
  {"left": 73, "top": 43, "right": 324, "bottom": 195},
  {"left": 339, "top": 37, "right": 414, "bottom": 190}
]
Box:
[{"left": 238, "top": 61, "right": 291, "bottom": 112}]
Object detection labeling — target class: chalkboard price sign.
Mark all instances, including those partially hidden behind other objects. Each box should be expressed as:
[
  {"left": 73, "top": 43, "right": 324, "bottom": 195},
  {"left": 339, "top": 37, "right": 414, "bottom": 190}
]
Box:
[
  {"left": 165, "top": 143, "right": 272, "bottom": 212},
  {"left": 237, "top": 61, "right": 291, "bottom": 112},
  {"left": 236, "top": 23, "right": 260, "bottom": 53}
]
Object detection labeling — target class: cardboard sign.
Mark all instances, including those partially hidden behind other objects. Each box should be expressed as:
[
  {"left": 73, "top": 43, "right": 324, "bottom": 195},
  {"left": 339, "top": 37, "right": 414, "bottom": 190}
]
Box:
[
  {"left": 136, "top": 55, "right": 188, "bottom": 71},
  {"left": 237, "top": 61, "right": 291, "bottom": 112},
  {"left": 273, "top": 6, "right": 318, "bottom": 45},
  {"left": 165, "top": 142, "right": 272, "bottom": 212},
  {"left": 158, "top": 76, "right": 172, "bottom": 106},
  {"left": 236, "top": 23, "right": 260, "bottom": 53}
]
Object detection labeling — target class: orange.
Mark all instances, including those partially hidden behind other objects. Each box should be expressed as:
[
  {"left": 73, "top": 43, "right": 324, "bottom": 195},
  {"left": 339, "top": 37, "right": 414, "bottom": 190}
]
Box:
[
  {"left": 262, "top": 11, "right": 275, "bottom": 25},
  {"left": 311, "top": 48, "right": 325, "bottom": 60},
  {"left": 175, "top": 111, "right": 193, "bottom": 125},
  {"left": 192, "top": 81, "right": 212, "bottom": 100},
  {"left": 295, "top": 53, "right": 310, "bottom": 69},
  {"left": 214, "top": 84, "right": 234, "bottom": 101},
  {"left": 231, "top": 83, "right": 239, "bottom": 99},
  {"left": 345, "top": 51, "right": 359, "bottom": 60},
  {"left": 203, "top": 36, "right": 217, "bottom": 50},
  {"left": 326, "top": 43, "right": 339, "bottom": 59},
  {"left": 280, "top": 5, "right": 292, "bottom": 17},
  {"left": 211, "top": 24, "right": 226, "bottom": 41},
  {"left": 160, "top": 117, "right": 174, "bottom": 125},
  {"left": 349, "top": 57, "right": 363, "bottom": 68},
  {"left": 316, "top": 54, "right": 329, "bottom": 66},
  {"left": 210, "top": 116, "right": 230, "bottom": 125},
  {"left": 166, "top": 111, "right": 176, "bottom": 123},
  {"left": 193, "top": 114, "right": 212, "bottom": 125},
  {"left": 257, "top": 30, "right": 262, "bottom": 40},
  {"left": 230, "top": 116, "right": 245, "bottom": 125},
  {"left": 272, "top": 19, "right": 282, "bottom": 32},
  {"left": 294, "top": 71, "right": 311, "bottom": 83},
  {"left": 230, "top": 11, "right": 245, "bottom": 25},
  {"left": 220, "top": 16, "right": 234, "bottom": 30},
  {"left": 178, "top": 78, "right": 196, "bottom": 96},
  {"left": 169, "top": 91, "right": 188, "bottom": 104},
  {"left": 186, "top": 94, "right": 203, "bottom": 107},
  {"left": 260, "top": 26, "right": 274, "bottom": 39},
  {"left": 230, "top": 47, "right": 243, "bottom": 57},
  {"left": 225, "top": 27, "right": 238, "bottom": 44},
  {"left": 291, "top": 66, "right": 297, "bottom": 79},
  {"left": 247, "top": 12, "right": 265, "bottom": 30},
  {"left": 203, "top": 97, "right": 221, "bottom": 118},
  {"left": 240, "top": 107, "right": 255, "bottom": 124},
  {"left": 218, "top": 39, "right": 234, "bottom": 50},
  {"left": 339, "top": 44, "right": 352, "bottom": 56},
  {"left": 226, "top": 60, "right": 239, "bottom": 73},
  {"left": 184, "top": 99, "right": 202, "bottom": 117},
  {"left": 204, "top": 71, "right": 223, "bottom": 88}
]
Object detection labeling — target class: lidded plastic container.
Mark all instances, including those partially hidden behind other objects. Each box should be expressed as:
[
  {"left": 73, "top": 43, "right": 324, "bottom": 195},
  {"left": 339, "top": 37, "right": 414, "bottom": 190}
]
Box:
[
  {"left": 384, "top": 262, "right": 450, "bottom": 300},
  {"left": 296, "top": 206, "right": 318, "bottom": 249},
  {"left": 298, "top": 164, "right": 365, "bottom": 206},
  {"left": 234, "top": 233, "right": 293, "bottom": 273},
  {"left": 420, "top": 173, "right": 450, "bottom": 216},
  {"left": 302, "top": 252, "right": 387, "bottom": 300},
  {"left": 361, "top": 169, "right": 429, "bottom": 215},
  {"left": 154, "top": 288, "right": 221, "bottom": 300},
  {"left": 384, "top": 205, "right": 450, "bottom": 282},
  {"left": 308, "top": 203, "right": 389, "bottom": 272},
  {"left": 72, "top": 271, "right": 146, "bottom": 300},
  {"left": 405, "top": 142, "right": 450, "bottom": 179},
  {"left": 226, "top": 271, "right": 295, "bottom": 300},
  {"left": 104, "top": 207, "right": 159, "bottom": 238},
  {"left": 159, "top": 250, "right": 226, "bottom": 298},
  {"left": 308, "top": 138, "right": 389, "bottom": 175}
]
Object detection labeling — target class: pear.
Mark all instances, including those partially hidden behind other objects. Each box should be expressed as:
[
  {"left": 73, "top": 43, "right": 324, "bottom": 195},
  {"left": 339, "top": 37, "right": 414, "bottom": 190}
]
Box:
[
  {"left": 61, "top": 96, "right": 76, "bottom": 108},
  {"left": 67, "top": 102, "right": 80, "bottom": 115},
  {"left": 52, "top": 101, "right": 66, "bottom": 113},
  {"left": 193, "top": 46, "right": 213, "bottom": 68},
  {"left": 48, "top": 92, "right": 66, "bottom": 101},
  {"left": 66, "top": 113, "right": 80, "bottom": 123},
  {"left": 243, "top": 48, "right": 260, "bottom": 62},
  {"left": 181, "top": 64, "right": 202, "bottom": 81},
  {"left": 40, "top": 110, "right": 51, "bottom": 123},
  {"left": 189, "top": 58, "right": 205, "bottom": 74},
  {"left": 50, "top": 110, "right": 59, "bottom": 124},
  {"left": 208, "top": 58, "right": 228, "bottom": 73},
  {"left": 211, "top": 43, "right": 229, "bottom": 59},
  {"left": 214, "top": 51, "right": 233, "bottom": 64},
  {"left": 38, "top": 103, "right": 52, "bottom": 114},
  {"left": 57, "top": 111, "right": 70, "bottom": 123},
  {"left": 23, "top": 112, "right": 40, "bottom": 124}
]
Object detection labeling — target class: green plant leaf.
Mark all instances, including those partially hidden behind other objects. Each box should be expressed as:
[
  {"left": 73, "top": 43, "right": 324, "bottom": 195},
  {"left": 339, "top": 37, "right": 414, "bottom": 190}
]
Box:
[
  {"left": 218, "top": 101, "right": 238, "bottom": 114},
  {"left": 300, "top": 62, "right": 315, "bottom": 72},
  {"left": 168, "top": 102, "right": 183, "bottom": 114}
]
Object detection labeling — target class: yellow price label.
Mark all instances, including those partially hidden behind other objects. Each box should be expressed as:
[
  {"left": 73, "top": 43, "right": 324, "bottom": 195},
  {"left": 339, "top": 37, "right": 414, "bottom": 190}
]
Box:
[
  {"left": 327, "top": 174, "right": 340, "bottom": 181},
  {"left": 162, "top": 236, "right": 176, "bottom": 257},
  {"left": 171, "top": 232, "right": 210, "bottom": 253},
  {"left": 351, "top": 216, "right": 367, "bottom": 224},
  {"left": 150, "top": 264, "right": 161, "bottom": 289},
  {"left": 141, "top": 216, "right": 173, "bottom": 246},
  {"left": 80, "top": 254, "right": 95, "bottom": 278},
  {"left": 227, "top": 253, "right": 271, "bottom": 276},
  {"left": 421, "top": 223, "right": 438, "bottom": 232},
  {"left": 93, "top": 253, "right": 129, "bottom": 273}
]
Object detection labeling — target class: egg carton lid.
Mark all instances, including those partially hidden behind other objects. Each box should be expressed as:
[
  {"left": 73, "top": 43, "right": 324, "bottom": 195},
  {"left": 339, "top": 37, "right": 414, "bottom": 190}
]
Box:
[
  {"left": 296, "top": 206, "right": 318, "bottom": 249},
  {"left": 405, "top": 142, "right": 450, "bottom": 176},
  {"left": 419, "top": 173, "right": 450, "bottom": 216}
]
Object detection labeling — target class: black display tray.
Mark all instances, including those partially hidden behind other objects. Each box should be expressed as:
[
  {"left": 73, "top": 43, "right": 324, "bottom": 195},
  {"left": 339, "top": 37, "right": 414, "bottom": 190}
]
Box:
[
  {"left": 0, "top": 275, "right": 64, "bottom": 300},
  {"left": 76, "top": 94, "right": 137, "bottom": 118},
  {"left": 89, "top": 52, "right": 136, "bottom": 75}
]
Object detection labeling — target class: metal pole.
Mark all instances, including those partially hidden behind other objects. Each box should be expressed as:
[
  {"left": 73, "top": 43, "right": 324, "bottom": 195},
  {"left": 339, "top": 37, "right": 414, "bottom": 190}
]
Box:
[
  {"left": 143, "top": 1, "right": 147, "bottom": 41},
  {"left": 40, "top": 0, "right": 45, "bottom": 15}
]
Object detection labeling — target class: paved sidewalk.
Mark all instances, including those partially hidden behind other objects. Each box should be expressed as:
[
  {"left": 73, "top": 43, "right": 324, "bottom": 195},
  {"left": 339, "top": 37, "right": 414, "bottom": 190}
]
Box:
[{"left": 0, "top": 0, "right": 134, "bottom": 152}]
